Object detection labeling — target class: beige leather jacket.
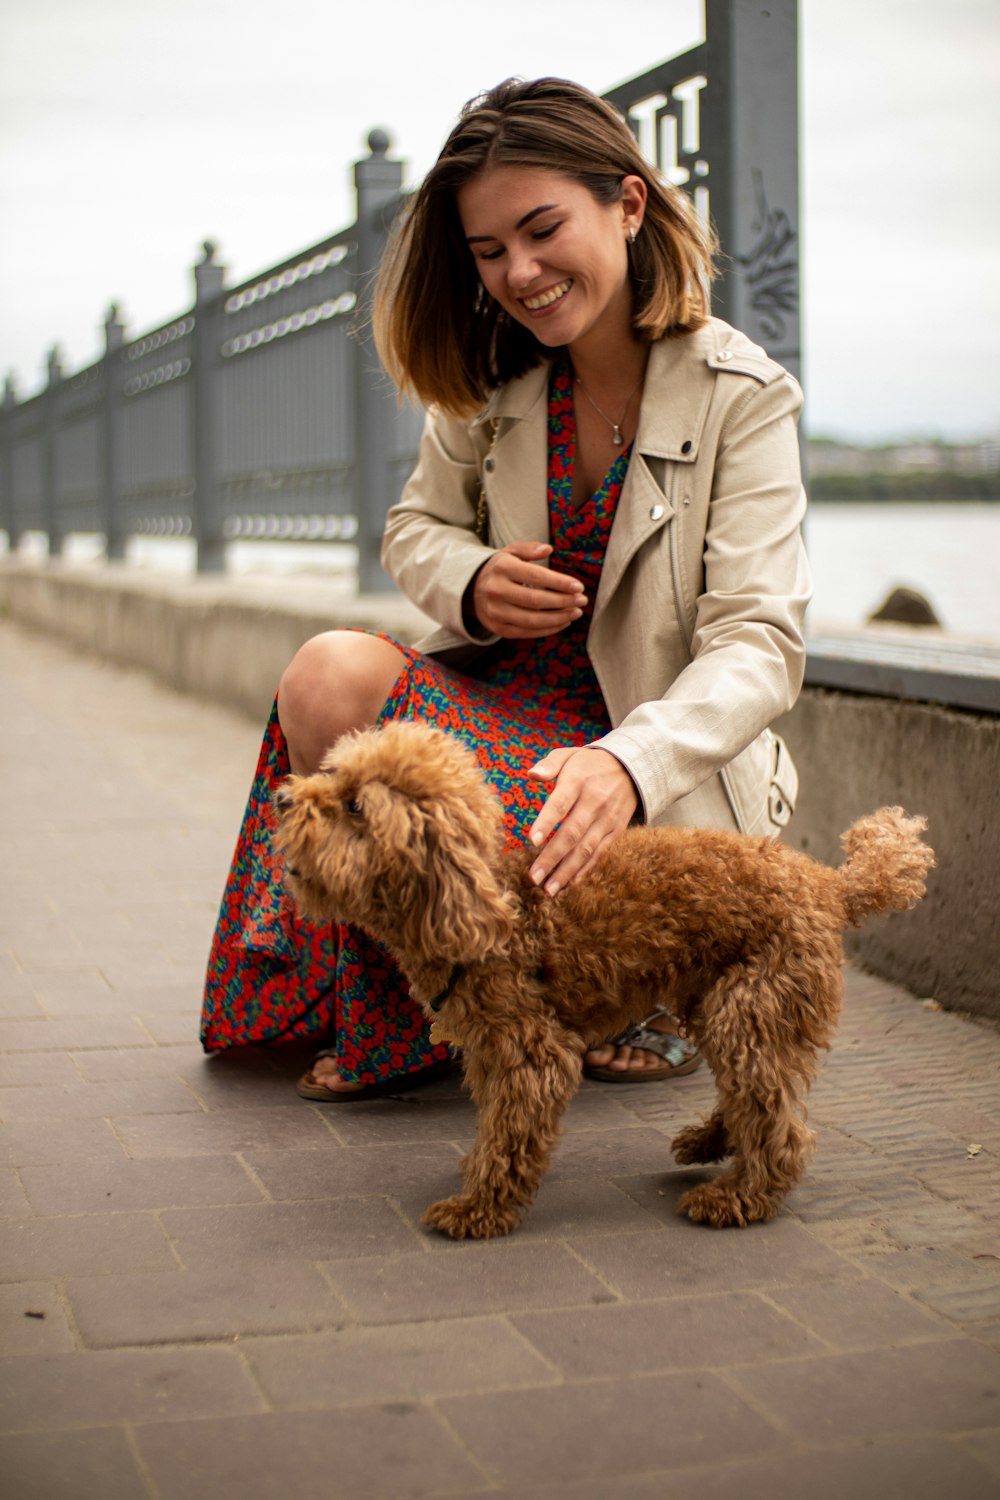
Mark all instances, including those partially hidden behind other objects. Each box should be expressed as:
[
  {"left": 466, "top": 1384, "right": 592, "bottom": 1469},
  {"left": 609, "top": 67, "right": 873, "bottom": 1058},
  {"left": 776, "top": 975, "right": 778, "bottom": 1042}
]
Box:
[{"left": 382, "top": 317, "right": 811, "bottom": 836}]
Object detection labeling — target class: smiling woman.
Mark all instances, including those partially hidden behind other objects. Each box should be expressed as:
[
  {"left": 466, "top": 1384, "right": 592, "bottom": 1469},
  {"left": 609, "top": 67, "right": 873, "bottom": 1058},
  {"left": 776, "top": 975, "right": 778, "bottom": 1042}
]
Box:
[{"left": 201, "top": 77, "right": 811, "bottom": 1101}]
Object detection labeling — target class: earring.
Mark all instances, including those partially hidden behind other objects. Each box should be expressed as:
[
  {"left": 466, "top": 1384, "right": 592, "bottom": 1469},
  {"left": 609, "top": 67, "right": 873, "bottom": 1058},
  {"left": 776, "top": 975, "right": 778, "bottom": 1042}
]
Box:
[{"left": 628, "top": 226, "right": 637, "bottom": 245}]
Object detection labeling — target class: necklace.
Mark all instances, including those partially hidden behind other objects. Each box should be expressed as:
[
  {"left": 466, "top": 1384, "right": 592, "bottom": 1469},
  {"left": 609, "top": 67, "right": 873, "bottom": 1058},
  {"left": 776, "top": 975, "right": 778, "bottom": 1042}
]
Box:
[{"left": 575, "top": 371, "right": 643, "bottom": 446}]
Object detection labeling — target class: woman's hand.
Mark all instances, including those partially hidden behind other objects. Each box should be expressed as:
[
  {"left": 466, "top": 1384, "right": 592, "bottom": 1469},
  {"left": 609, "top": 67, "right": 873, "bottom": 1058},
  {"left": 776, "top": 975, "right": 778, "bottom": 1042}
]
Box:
[
  {"left": 526, "top": 746, "right": 639, "bottom": 896},
  {"left": 472, "top": 541, "right": 587, "bottom": 639}
]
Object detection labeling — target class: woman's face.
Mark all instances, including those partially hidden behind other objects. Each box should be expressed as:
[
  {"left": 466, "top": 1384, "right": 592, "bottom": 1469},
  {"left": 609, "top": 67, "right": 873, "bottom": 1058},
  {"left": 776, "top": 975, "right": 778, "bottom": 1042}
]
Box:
[{"left": 456, "top": 166, "right": 645, "bottom": 359}]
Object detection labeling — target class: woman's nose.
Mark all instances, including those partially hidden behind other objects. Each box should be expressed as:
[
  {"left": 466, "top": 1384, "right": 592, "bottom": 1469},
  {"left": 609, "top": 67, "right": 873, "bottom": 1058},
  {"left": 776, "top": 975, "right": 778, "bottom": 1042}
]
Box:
[{"left": 506, "top": 245, "right": 541, "bottom": 291}]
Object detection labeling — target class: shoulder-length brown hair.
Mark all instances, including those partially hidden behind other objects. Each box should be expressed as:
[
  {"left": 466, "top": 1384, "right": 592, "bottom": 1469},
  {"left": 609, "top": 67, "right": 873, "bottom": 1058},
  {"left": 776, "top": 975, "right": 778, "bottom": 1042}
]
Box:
[{"left": 373, "top": 76, "right": 715, "bottom": 417}]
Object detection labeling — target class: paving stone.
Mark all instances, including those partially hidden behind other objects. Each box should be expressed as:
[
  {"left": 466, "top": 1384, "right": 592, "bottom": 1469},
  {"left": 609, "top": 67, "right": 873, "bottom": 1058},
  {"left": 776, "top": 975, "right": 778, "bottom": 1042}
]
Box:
[
  {"left": 725, "top": 1338, "right": 1000, "bottom": 1441},
  {"left": 0, "top": 1429, "right": 150, "bottom": 1499},
  {"left": 645, "top": 1437, "right": 1000, "bottom": 1500},
  {"left": 0, "top": 1078, "right": 201, "bottom": 1121},
  {"left": 863, "top": 1243, "right": 1000, "bottom": 1291},
  {"left": 0, "top": 992, "right": 45, "bottom": 1020},
  {"left": 399, "top": 1175, "right": 665, "bottom": 1243},
  {"left": 323, "top": 1242, "right": 615, "bottom": 1324},
  {"left": 913, "top": 1281, "right": 1000, "bottom": 1323},
  {"left": 112, "top": 1105, "right": 335, "bottom": 1157},
  {"left": 438, "top": 1371, "right": 779, "bottom": 1486},
  {"left": 545, "top": 1124, "right": 678, "bottom": 1179},
  {"left": 70, "top": 1042, "right": 207, "bottom": 1080},
  {"left": 959, "top": 1428, "right": 1000, "bottom": 1481},
  {"left": 0, "top": 1212, "right": 175, "bottom": 1280},
  {"left": 0, "top": 1346, "right": 264, "bottom": 1428},
  {"left": 26, "top": 970, "right": 117, "bottom": 1018},
  {"left": 0, "top": 1115, "right": 125, "bottom": 1167},
  {"left": 161, "top": 1198, "right": 420, "bottom": 1269},
  {"left": 766, "top": 1276, "right": 953, "bottom": 1348},
  {"left": 138, "top": 1013, "right": 205, "bottom": 1045},
  {"left": 135, "top": 1406, "right": 485, "bottom": 1500},
  {"left": 0, "top": 1166, "right": 29, "bottom": 1218},
  {"left": 512, "top": 1290, "right": 824, "bottom": 1376},
  {"left": 0, "top": 1051, "right": 81, "bottom": 1086},
  {"left": 245, "top": 1316, "right": 557, "bottom": 1407},
  {"left": 0, "top": 1017, "right": 151, "bottom": 1051},
  {"left": 67, "top": 1263, "right": 342, "bottom": 1347},
  {"left": 567, "top": 1221, "right": 857, "bottom": 1300},
  {"left": 245, "top": 1142, "right": 464, "bottom": 1201},
  {"left": 0, "top": 1280, "right": 76, "bottom": 1354},
  {"left": 20, "top": 1154, "right": 262, "bottom": 1215}
]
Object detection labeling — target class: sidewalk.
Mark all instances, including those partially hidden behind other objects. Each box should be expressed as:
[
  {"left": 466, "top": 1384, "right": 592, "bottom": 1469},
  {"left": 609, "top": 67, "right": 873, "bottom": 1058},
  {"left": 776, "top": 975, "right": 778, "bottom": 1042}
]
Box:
[{"left": 1, "top": 615, "right": 999, "bottom": 1500}]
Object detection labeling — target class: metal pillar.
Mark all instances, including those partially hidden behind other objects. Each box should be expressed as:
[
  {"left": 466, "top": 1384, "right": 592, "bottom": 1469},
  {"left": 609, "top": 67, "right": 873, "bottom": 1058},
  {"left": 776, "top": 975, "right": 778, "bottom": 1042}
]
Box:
[
  {"left": 702, "top": 0, "right": 801, "bottom": 380},
  {"left": 353, "top": 130, "right": 405, "bottom": 594},
  {"left": 43, "top": 346, "right": 63, "bottom": 558},
  {"left": 1, "top": 377, "right": 16, "bottom": 553},
  {"left": 192, "top": 242, "right": 227, "bottom": 572},
  {"left": 102, "top": 304, "right": 126, "bottom": 561}
]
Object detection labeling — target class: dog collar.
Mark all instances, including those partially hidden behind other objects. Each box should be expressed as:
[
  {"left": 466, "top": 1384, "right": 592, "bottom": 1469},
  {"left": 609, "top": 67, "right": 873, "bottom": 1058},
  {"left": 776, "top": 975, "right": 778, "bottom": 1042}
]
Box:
[{"left": 428, "top": 963, "right": 466, "bottom": 1013}]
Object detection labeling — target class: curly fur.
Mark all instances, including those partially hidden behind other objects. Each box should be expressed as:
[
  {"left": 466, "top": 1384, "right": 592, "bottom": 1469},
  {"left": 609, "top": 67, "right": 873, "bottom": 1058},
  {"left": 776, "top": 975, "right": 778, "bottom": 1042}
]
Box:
[{"left": 275, "top": 720, "right": 935, "bottom": 1238}]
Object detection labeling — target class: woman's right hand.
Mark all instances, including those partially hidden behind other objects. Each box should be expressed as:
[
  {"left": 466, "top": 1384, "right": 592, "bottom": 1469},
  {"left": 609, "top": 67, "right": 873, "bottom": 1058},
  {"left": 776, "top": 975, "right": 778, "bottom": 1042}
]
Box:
[{"left": 471, "top": 541, "right": 587, "bottom": 639}]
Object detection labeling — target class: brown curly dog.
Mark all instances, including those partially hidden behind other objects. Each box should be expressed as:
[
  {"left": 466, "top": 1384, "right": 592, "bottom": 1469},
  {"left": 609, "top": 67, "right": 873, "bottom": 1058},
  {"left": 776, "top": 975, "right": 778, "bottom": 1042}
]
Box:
[{"left": 275, "top": 720, "right": 934, "bottom": 1239}]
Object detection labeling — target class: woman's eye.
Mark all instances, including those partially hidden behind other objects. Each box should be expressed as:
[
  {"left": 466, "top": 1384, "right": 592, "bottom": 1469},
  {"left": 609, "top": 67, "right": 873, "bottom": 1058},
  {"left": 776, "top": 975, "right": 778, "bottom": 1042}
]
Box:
[
  {"left": 478, "top": 247, "right": 503, "bottom": 261},
  {"left": 533, "top": 223, "right": 559, "bottom": 241}
]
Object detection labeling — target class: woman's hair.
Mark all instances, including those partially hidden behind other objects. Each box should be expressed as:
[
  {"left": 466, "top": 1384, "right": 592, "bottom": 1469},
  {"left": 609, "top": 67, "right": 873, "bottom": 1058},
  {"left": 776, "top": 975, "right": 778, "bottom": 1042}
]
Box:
[{"left": 373, "top": 76, "right": 716, "bottom": 417}]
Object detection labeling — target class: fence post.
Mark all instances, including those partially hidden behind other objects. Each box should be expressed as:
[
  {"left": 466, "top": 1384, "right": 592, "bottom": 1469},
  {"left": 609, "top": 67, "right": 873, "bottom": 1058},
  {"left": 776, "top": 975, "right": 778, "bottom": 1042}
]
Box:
[
  {"left": 702, "top": 0, "right": 802, "bottom": 382},
  {"left": 102, "top": 304, "right": 126, "bottom": 561},
  {"left": 1, "top": 376, "right": 17, "bottom": 553},
  {"left": 192, "top": 241, "right": 226, "bottom": 572},
  {"left": 43, "top": 346, "right": 64, "bottom": 558},
  {"left": 353, "top": 130, "right": 405, "bottom": 593}
]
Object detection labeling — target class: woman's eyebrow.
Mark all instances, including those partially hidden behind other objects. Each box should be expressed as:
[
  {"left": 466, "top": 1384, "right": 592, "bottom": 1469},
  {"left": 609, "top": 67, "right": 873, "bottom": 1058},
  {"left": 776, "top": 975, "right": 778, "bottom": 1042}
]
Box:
[{"left": 466, "top": 204, "right": 559, "bottom": 243}]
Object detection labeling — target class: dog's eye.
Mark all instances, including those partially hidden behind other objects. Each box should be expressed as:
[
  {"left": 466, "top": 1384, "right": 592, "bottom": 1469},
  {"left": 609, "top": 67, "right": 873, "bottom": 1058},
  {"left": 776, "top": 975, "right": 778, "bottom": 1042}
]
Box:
[{"left": 345, "top": 797, "right": 363, "bottom": 817}]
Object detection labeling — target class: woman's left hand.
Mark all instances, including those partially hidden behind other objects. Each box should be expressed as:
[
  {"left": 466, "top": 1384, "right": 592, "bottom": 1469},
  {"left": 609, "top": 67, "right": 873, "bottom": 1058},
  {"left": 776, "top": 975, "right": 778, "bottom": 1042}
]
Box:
[{"left": 526, "top": 746, "right": 639, "bottom": 896}]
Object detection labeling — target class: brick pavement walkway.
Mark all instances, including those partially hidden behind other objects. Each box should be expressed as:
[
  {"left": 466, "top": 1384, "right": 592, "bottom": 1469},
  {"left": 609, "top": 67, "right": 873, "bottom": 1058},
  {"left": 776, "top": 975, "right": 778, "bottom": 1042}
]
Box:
[{"left": 1, "top": 616, "right": 999, "bottom": 1499}]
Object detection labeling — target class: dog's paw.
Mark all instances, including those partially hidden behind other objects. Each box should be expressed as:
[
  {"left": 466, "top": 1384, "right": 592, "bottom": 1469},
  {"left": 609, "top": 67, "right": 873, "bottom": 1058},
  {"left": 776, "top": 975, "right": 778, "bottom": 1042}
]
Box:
[
  {"left": 672, "top": 1118, "right": 730, "bottom": 1165},
  {"left": 422, "top": 1194, "right": 522, "bottom": 1240},
  {"left": 678, "top": 1181, "right": 779, "bottom": 1228}
]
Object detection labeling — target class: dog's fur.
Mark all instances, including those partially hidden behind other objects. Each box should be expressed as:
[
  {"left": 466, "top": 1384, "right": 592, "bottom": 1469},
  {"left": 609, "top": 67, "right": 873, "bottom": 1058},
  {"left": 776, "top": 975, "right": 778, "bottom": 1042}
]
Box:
[{"left": 275, "top": 720, "right": 934, "bottom": 1238}]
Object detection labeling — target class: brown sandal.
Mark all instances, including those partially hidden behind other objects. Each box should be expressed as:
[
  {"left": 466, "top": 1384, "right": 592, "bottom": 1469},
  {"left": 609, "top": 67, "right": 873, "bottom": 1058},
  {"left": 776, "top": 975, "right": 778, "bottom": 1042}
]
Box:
[
  {"left": 297, "top": 1051, "right": 458, "bottom": 1102},
  {"left": 585, "top": 1013, "right": 701, "bottom": 1083}
]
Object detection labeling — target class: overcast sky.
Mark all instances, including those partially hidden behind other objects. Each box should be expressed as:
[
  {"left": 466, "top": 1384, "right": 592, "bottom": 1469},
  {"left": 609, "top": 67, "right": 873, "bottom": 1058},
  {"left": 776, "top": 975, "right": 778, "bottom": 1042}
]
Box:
[{"left": 2, "top": 0, "right": 998, "bottom": 441}]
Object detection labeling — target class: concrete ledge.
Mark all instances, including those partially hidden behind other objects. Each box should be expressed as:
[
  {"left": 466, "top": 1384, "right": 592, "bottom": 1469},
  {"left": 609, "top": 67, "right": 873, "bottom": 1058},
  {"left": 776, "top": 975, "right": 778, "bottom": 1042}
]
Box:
[
  {"left": 0, "top": 560, "right": 434, "bottom": 721},
  {"left": 775, "top": 690, "right": 998, "bottom": 1024},
  {"left": 3, "top": 558, "right": 997, "bottom": 1024}
]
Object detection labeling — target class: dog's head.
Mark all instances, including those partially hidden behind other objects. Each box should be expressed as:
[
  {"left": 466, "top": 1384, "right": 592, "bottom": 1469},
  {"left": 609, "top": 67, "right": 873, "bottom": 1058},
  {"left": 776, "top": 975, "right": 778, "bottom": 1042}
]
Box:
[{"left": 274, "top": 720, "right": 516, "bottom": 964}]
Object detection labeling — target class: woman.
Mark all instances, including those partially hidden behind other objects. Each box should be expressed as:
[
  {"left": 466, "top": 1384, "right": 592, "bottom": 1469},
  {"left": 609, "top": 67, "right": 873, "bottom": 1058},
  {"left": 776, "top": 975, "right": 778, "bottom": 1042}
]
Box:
[{"left": 200, "top": 76, "right": 810, "bottom": 1097}]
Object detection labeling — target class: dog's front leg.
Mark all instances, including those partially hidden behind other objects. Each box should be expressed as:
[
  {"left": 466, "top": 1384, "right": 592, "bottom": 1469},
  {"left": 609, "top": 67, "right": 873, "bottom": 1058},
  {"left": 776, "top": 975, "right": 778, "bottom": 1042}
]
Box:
[{"left": 423, "top": 1013, "right": 582, "bottom": 1241}]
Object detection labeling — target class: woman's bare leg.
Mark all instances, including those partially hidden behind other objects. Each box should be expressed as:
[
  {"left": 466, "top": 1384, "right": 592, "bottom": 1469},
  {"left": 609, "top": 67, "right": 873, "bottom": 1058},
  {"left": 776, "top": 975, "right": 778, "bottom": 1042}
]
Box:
[
  {"left": 277, "top": 630, "right": 407, "bottom": 774},
  {"left": 277, "top": 629, "right": 407, "bottom": 1095}
]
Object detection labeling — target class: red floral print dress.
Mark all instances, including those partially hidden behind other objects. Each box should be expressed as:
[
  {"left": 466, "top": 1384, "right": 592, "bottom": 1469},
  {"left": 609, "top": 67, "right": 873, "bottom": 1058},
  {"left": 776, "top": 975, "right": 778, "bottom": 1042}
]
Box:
[{"left": 200, "top": 357, "right": 632, "bottom": 1082}]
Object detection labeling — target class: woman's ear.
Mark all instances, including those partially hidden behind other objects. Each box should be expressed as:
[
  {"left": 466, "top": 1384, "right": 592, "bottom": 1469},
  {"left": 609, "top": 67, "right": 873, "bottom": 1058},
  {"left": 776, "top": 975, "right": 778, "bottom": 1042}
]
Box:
[{"left": 621, "top": 173, "right": 647, "bottom": 237}]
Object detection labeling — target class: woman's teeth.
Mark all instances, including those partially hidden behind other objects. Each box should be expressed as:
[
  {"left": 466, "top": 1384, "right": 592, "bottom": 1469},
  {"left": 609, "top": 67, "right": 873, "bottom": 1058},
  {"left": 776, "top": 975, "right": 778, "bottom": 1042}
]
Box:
[{"left": 523, "top": 279, "right": 572, "bottom": 311}]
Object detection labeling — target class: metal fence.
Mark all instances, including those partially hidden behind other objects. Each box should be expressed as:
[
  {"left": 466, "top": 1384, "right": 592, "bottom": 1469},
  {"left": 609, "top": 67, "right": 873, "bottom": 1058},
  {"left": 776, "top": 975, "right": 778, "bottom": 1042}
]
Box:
[{"left": 0, "top": 0, "right": 800, "bottom": 587}]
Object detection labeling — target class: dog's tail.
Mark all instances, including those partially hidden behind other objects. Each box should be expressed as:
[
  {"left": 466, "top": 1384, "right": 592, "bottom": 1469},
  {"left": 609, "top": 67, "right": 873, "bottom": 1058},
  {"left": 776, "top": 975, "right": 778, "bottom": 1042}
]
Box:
[{"left": 836, "top": 807, "right": 934, "bottom": 928}]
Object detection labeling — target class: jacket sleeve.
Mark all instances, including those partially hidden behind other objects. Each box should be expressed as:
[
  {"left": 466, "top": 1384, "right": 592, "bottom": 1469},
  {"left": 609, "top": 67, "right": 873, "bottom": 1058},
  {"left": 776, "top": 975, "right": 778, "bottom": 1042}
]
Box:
[
  {"left": 381, "top": 408, "right": 498, "bottom": 642},
  {"left": 595, "top": 371, "right": 812, "bottom": 823}
]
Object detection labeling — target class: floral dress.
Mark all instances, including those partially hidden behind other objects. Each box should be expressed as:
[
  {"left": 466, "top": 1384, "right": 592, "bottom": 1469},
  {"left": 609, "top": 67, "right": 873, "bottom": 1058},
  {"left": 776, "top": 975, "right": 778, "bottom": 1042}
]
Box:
[{"left": 200, "top": 357, "right": 632, "bottom": 1082}]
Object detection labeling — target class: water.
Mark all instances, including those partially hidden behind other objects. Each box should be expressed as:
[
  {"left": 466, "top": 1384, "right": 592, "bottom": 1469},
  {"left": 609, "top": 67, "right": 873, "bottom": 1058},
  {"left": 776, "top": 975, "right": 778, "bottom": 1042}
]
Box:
[
  {"left": 805, "top": 502, "right": 999, "bottom": 642},
  {"left": 14, "top": 501, "right": 1000, "bottom": 645}
]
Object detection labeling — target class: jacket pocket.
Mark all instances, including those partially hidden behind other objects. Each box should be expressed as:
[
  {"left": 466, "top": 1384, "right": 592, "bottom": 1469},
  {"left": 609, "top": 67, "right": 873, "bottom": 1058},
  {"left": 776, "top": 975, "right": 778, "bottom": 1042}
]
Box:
[{"left": 720, "top": 728, "right": 799, "bottom": 839}]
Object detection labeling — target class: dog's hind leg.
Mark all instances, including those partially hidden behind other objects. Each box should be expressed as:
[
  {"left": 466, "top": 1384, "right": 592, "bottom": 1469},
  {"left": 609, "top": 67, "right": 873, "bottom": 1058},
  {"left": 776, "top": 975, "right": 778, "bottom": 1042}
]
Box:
[
  {"left": 676, "top": 958, "right": 837, "bottom": 1228},
  {"left": 423, "top": 1013, "right": 583, "bottom": 1241},
  {"left": 672, "top": 1109, "right": 731, "bottom": 1165}
]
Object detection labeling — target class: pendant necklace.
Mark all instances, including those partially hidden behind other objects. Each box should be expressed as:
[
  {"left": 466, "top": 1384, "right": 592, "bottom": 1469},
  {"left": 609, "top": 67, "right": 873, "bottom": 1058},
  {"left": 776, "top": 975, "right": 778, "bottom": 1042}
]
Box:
[{"left": 575, "top": 371, "right": 643, "bottom": 446}]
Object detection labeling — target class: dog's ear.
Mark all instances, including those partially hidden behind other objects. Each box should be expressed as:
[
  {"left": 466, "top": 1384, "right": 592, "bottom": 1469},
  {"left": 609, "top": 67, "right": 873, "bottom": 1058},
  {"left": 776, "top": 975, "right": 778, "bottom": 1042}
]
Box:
[{"left": 362, "top": 779, "right": 515, "bottom": 964}]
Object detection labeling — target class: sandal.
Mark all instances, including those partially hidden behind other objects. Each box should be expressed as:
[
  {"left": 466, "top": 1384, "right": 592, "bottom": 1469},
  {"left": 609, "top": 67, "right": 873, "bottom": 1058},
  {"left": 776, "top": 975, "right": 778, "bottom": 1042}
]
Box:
[
  {"left": 297, "top": 1051, "right": 458, "bottom": 1103},
  {"left": 584, "top": 1011, "right": 701, "bottom": 1083}
]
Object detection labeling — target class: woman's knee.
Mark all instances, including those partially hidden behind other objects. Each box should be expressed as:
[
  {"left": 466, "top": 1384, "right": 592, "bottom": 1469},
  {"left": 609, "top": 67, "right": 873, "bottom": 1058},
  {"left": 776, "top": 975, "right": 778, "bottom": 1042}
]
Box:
[{"left": 278, "top": 631, "right": 405, "bottom": 769}]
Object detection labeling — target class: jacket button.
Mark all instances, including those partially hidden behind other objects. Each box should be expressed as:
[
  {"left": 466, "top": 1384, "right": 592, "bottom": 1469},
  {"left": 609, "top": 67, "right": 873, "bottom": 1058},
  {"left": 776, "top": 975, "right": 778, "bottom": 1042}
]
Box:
[
  {"left": 483, "top": 456, "right": 495, "bottom": 473},
  {"left": 681, "top": 440, "right": 692, "bottom": 454},
  {"left": 649, "top": 504, "right": 665, "bottom": 522},
  {"left": 717, "top": 349, "right": 733, "bottom": 362}
]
